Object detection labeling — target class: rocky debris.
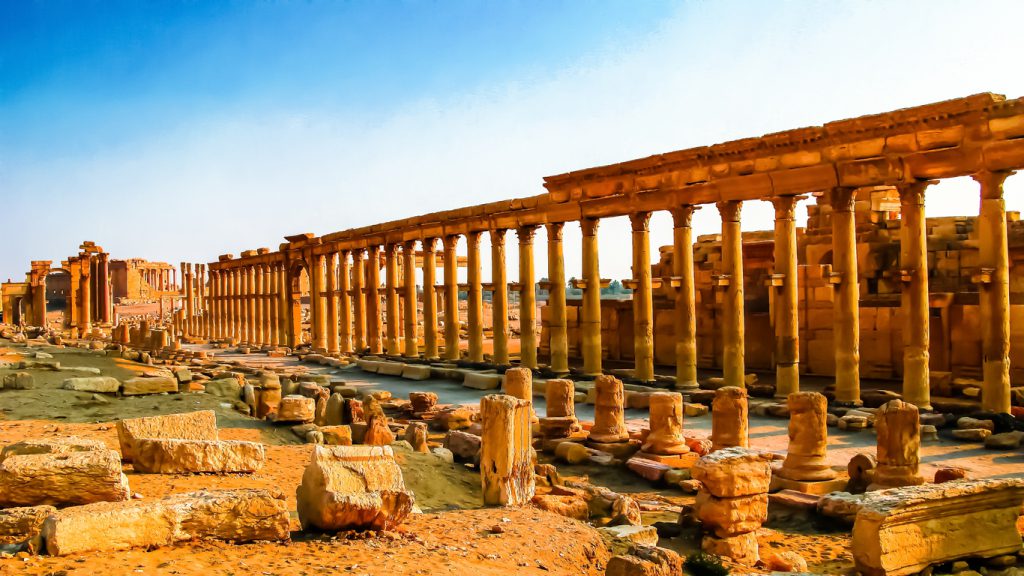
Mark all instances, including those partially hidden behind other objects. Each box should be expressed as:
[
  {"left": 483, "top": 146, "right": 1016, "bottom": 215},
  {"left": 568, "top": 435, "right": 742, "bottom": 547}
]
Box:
[
  {"left": 561, "top": 481, "right": 641, "bottom": 526},
  {"left": 692, "top": 447, "right": 772, "bottom": 565},
  {"left": 321, "top": 425, "right": 353, "bottom": 446},
  {"left": 275, "top": 395, "right": 316, "bottom": 423},
  {"left": 597, "top": 525, "right": 659, "bottom": 555},
  {"left": 203, "top": 377, "right": 242, "bottom": 399},
  {"left": 403, "top": 422, "right": 429, "bottom": 453},
  {"left": 444, "top": 430, "right": 481, "bottom": 464},
  {"left": 763, "top": 550, "right": 809, "bottom": 572},
  {"left": 0, "top": 449, "right": 131, "bottom": 507},
  {"left": 62, "top": 376, "right": 121, "bottom": 393},
  {"left": 0, "top": 505, "right": 55, "bottom": 553},
  {"left": 43, "top": 488, "right": 290, "bottom": 556},
  {"left": 530, "top": 494, "right": 590, "bottom": 520},
  {"left": 296, "top": 445, "right": 414, "bottom": 531},
  {"left": 984, "top": 430, "right": 1024, "bottom": 449},
  {"left": 362, "top": 397, "right": 395, "bottom": 446},
  {"left": 432, "top": 406, "right": 476, "bottom": 431},
  {"left": 605, "top": 545, "right": 683, "bottom": 576},
  {"left": 409, "top": 391, "right": 438, "bottom": 413},
  {"left": 121, "top": 375, "right": 178, "bottom": 396},
  {"left": 852, "top": 479, "right": 1024, "bottom": 576},
  {"left": 0, "top": 437, "right": 107, "bottom": 463},
  {"left": 935, "top": 467, "right": 968, "bottom": 483},
  {"left": 951, "top": 428, "right": 992, "bottom": 441},
  {"left": 1, "top": 372, "right": 34, "bottom": 390},
  {"left": 131, "top": 438, "right": 265, "bottom": 474},
  {"left": 116, "top": 410, "right": 218, "bottom": 462}
]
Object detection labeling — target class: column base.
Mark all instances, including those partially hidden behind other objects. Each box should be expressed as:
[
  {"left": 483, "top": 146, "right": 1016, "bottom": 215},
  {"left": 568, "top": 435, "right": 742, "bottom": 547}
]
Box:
[{"left": 769, "top": 474, "right": 848, "bottom": 496}]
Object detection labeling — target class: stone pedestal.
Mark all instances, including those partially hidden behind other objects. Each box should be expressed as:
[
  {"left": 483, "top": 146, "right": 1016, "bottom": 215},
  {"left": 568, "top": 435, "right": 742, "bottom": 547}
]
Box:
[
  {"left": 502, "top": 367, "right": 537, "bottom": 423},
  {"left": 480, "top": 394, "right": 535, "bottom": 507},
  {"left": 771, "top": 392, "right": 846, "bottom": 494},
  {"left": 711, "top": 386, "right": 748, "bottom": 451},
  {"left": 539, "top": 378, "right": 580, "bottom": 443},
  {"left": 640, "top": 392, "right": 689, "bottom": 456},
  {"left": 588, "top": 375, "right": 629, "bottom": 444},
  {"left": 869, "top": 399, "right": 924, "bottom": 490}
]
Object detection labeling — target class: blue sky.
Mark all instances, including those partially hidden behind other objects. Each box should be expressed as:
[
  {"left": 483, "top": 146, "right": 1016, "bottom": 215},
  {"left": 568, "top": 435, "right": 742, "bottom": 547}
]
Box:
[{"left": 2, "top": 0, "right": 1023, "bottom": 282}]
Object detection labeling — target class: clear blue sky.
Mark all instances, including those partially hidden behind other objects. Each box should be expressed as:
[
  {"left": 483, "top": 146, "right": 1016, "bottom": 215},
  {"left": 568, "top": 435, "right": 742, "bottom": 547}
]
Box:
[{"left": 2, "top": 0, "right": 1023, "bottom": 283}]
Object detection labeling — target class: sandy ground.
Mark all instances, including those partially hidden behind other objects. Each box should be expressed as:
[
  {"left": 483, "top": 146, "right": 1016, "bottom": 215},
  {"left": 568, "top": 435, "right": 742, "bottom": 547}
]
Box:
[{"left": 0, "top": 340, "right": 1021, "bottom": 575}]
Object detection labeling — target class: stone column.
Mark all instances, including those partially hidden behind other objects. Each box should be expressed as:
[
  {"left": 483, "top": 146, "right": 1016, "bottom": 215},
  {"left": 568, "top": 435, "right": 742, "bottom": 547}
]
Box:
[
  {"left": 899, "top": 181, "right": 934, "bottom": 410},
  {"left": 247, "top": 265, "right": 257, "bottom": 344},
  {"left": 480, "top": 394, "right": 535, "bottom": 507},
  {"left": 184, "top": 263, "right": 194, "bottom": 336},
  {"left": 80, "top": 264, "right": 92, "bottom": 333},
  {"left": 491, "top": 229, "right": 509, "bottom": 365},
  {"left": 325, "top": 252, "right": 340, "bottom": 355},
  {"left": 277, "top": 263, "right": 288, "bottom": 347},
  {"left": 588, "top": 375, "right": 628, "bottom": 444},
  {"left": 539, "top": 378, "right": 578, "bottom": 441},
  {"left": 870, "top": 399, "right": 924, "bottom": 490},
  {"left": 717, "top": 201, "right": 745, "bottom": 388},
  {"left": 641, "top": 392, "right": 690, "bottom": 456},
  {"left": 771, "top": 196, "right": 801, "bottom": 398},
  {"left": 442, "top": 235, "right": 460, "bottom": 361},
  {"left": 402, "top": 241, "right": 418, "bottom": 358},
  {"left": 974, "top": 170, "right": 1014, "bottom": 413},
  {"left": 261, "top": 265, "right": 272, "bottom": 346},
  {"left": 830, "top": 187, "right": 861, "bottom": 405},
  {"left": 422, "top": 238, "right": 439, "bottom": 359},
  {"left": 630, "top": 212, "right": 655, "bottom": 382},
  {"left": 253, "top": 263, "right": 265, "bottom": 346},
  {"left": 268, "top": 265, "right": 280, "bottom": 347},
  {"left": 229, "top": 268, "right": 239, "bottom": 342},
  {"left": 98, "top": 253, "right": 111, "bottom": 324},
  {"left": 502, "top": 367, "right": 535, "bottom": 421},
  {"left": 384, "top": 244, "right": 400, "bottom": 355},
  {"left": 516, "top": 226, "right": 539, "bottom": 370},
  {"left": 580, "top": 217, "right": 602, "bottom": 376},
  {"left": 311, "top": 253, "right": 326, "bottom": 351},
  {"left": 711, "top": 386, "right": 748, "bottom": 451},
  {"left": 671, "top": 206, "right": 699, "bottom": 390},
  {"left": 776, "top": 392, "right": 836, "bottom": 482},
  {"left": 338, "top": 251, "right": 352, "bottom": 353},
  {"left": 207, "top": 270, "right": 217, "bottom": 339},
  {"left": 366, "top": 245, "right": 383, "bottom": 354},
  {"left": 352, "top": 248, "right": 366, "bottom": 352},
  {"left": 546, "top": 222, "right": 569, "bottom": 374},
  {"left": 466, "top": 231, "right": 484, "bottom": 363}
]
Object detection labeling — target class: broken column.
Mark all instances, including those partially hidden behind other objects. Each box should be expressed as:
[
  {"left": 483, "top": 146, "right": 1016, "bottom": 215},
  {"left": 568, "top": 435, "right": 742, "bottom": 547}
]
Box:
[
  {"left": 539, "top": 378, "right": 580, "bottom": 446},
  {"left": 638, "top": 392, "right": 691, "bottom": 465},
  {"left": 869, "top": 399, "right": 924, "bottom": 490},
  {"left": 588, "top": 375, "right": 630, "bottom": 447},
  {"left": 710, "top": 386, "right": 748, "bottom": 451},
  {"left": 692, "top": 447, "right": 773, "bottom": 566},
  {"left": 480, "top": 393, "right": 535, "bottom": 507},
  {"left": 772, "top": 392, "right": 843, "bottom": 494},
  {"left": 502, "top": 367, "right": 537, "bottom": 423},
  {"left": 0, "top": 449, "right": 131, "bottom": 508},
  {"left": 116, "top": 410, "right": 219, "bottom": 462}
]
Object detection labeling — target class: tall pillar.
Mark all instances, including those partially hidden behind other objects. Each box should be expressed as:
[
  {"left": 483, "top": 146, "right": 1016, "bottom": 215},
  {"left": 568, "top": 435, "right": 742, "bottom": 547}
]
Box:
[
  {"left": 352, "top": 248, "right": 366, "bottom": 351},
  {"left": 276, "top": 263, "right": 288, "bottom": 347},
  {"left": 491, "top": 229, "right": 509, "bottom": 365},
  {"left": 80, "top": 264, "right": 92, "bottom": 333},
  {"left": 268, "top": 266, "right": 279, "bottom": 347},
  {"left": 184, "top": 263, "right": 194, "bottom": 337},
  {"left": 261, "top": 265, "right": 272, "bottom": 346},
  {"left": 830, "top": 187, "right": 861, "bottom": 405},
  {"left": 235, "top": 266, "right": 245, "bottom": 342},
  {"left": 670, "top": 205, "right": 699, "bottom": 389},
  {"left": 98, "top": 253, "right": 111, "bottom": 324},
  {"left": 243, "top": 266, "right": 254, "bottom": 344},
  {"left": 209, "top": 270, "right": 219, "bottom": 339},
  {"left": 442, "top": 235, "right": 461, "bottom": 361},
  {"left": 385, "top": 243, "right": 400, "bottom": 355},
  {"left": 422, "top": 238, "right": 439, "bottom": 359},
  {"left": 228, "top": 268, "right": 237, "bottom": 341},
  {"left": 312, "top": 253, "right": 327, "bottom": 351},
  {"left": 975, "top": 170, "right": 1015, "bottom": 413},
  {"left": 403, "top": 241, "right": 418, "bottom": 358},
  {"left": 466, "top": 231, "right": 484, "bottom": 363},
  {"left": 546, "top": 222, "right": 569, "bottom": 374},
  {"left": 339, "top": 251, "right": 352, "bottom": 353},
  {"left": 630, "top": 212, "right": 655, "bottom": 382},
  {"left": 771, "top": 196, "right": 801, "bottom": 398},
  {"left": 717, "top": 201, "right": 745, "bottom": 388},
  {"left": 253, "top": 263, "right": 265, "bottom": 346},
  {"left": 899, "top": 181, "right": 933, "bottom": 410},
  {"left": 366, "top": 246, "right": 383, "bottom": 354},
  {"left": 580, "top": 218, "right": 602, "bottom": 376},
  {"left": 517, "top": 226, "right": 538, "bottom": 370},
  {"left": 325, "top": 252, "right": 340, "bottom": 355}
]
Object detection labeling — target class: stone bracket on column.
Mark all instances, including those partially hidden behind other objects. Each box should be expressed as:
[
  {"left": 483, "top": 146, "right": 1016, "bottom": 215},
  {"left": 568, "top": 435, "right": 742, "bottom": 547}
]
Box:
[
  {"left": 898, "top": 269, "right": 914, "bottom": 283},
  {"left": 710, "top": 274, "right": 731, "bottom": 287},
  {"left": 622, "top": 278, "right": 663, "bottom": 290},
  {"left": 764, "top": 273, "right": 786, "bottom": 287},
  {"left": 537, "top": 281, "right": 553, "bottom": 291},
  {"left": 972, "top": 267, "right": 995, "bottom": 284},
  {"left": 570, "top": 278, "right": 611, "bottom": 290}
]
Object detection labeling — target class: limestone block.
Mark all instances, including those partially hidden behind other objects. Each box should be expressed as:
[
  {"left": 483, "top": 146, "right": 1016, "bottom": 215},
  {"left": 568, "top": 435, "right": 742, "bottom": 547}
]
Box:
[
  {"left": 0, "top": 505, "right": 56, "bottom": 552},
  {"left": 173, "top": 368, "right": 193, "bottom": 383},
  {"left": 409, "top": 391, "right": 438, "bottom": 413},
  {"left": 444, "top": 430, "right": 481, "bottom": 463},
  {"left": 530, "top": 494, "right": 589, "bottom": 520},
  {"left": 62, "top": 376, "right": 120, "bottom": 393},
  {"left": 116, "top": 410, "right": 218, "bottom": 462},
  {"left": 321, "top": 425, "right": 353, "bottom": 446},
  {"left": 702, "top": 532, "right": 759, "bottom": 565},
  {"left": 605, "top": 546, "right": 683, "bottom": 576},
  {"left": 401, "top": 365, "right": 431, "bottom": 380},
  {"left": 122, "top": 376, "right": 178, "bottom": 396},
  {"left": 42, "top": 488, "right": 289, "bottom": 556},
  {"left": 131, "top": 439, "right": 265, "bottom": 474},
  {"left": 203, "top": 377, "right": 242, "bottom": 399},
  {"left": 463, "top": 371, "right": 503, "bottom": 390},
  {"left": 377, "top": 362, "right": 406, "bottom": 376},
  {"left": 276, "top": 395, "right": 316, "bottom": 423},
  {"left": 710, "top": 386, "right": 748, "bottom": 450},
  {"left": 404, "top": 422, "right": 429, "bottom": 453},
  {"left": 0, "top": 437, "right": 107, "bottom": 463},
  {"left": 695, "top": 491, "right": 768, "bottom": 537},
  {"left": 985, "top": 430, "right": 1024, "bottom": 449},
  {"left": 952, "top": 428, "right": 991, "bottom": 441},
  {"left": 852, "top": 479, "right": 1024, "bottom": 576},
  {"left": 0, "top": 450, "right": 130, "bottom": 507},
  {"left": 480, "top": 394, "right": 535, "bottom": 507},
  {"left": 691, "top": 447, "right": 772, "bottom": 498},
  {"left": 296, "top": 445, "right": 415, "bottom": 531},
  {"left": 597, "top": 524, "right": 659, "bottom": 555}
]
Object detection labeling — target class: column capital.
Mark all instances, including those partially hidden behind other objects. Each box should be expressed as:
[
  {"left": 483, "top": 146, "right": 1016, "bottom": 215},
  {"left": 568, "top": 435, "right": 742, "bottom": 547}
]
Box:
[
  {"left": 669, "top": 205, "right": 699, "bottom": 228},
  {"left": 516, "top": 225, "right": 538, "bottom": 242},
  {"left": 629, "top": 212, "right": 651, "bottom": 232},
  {"left": 466, "top": 230, "right": 483, "bottom": 244},
  {"left": 351, "top": 246, "right": 366, "bottom": 257},
  {"left": 973, "top": 170, "right": 1016, "bottom": 200},
  {"left": 716, "top": 200, "right": 742, "bottom": 223},
  {"left": 384, "top": 242, "right": 399, "bottom": 252},
  {"left": 546, "top": 221, "right": 564, "bottom": 241},
  {"left": 769, "top": 195, "right": 806, "bottom": 220},
  {"left": 402, "top": 239, "right": 418, "bottom": 251},
  {"left": 443, "top": 234, "right": 461, "bottom": 248},
  {"left": 828, "top": 187, "right": 858, "bottom": 212},
  {"left": 580, "top": 217, "right": 600, "bottom": 237},
  {"left": 898, "top": 180, "right": 937, "bottom": 206},
  {"left": 422, "top": 237, "right": 438, "bottom": 251},
  {"left": 489, "top": 228, "right": 507, "bottom": 247}
]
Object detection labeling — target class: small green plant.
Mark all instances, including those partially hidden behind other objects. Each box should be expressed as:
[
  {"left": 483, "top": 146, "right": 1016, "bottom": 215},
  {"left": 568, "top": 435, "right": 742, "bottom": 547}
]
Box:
[{"left": 685, "top": 551, "right": 730, "bottom": 576}]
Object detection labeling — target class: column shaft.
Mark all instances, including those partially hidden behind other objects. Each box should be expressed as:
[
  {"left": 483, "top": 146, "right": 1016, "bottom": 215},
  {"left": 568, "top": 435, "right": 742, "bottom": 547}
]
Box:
[
  {"left": 580, "top": 218, "right": 602, "bottom": 375},
  {"left": 326, "top": 252, "right": 340, "bottom": 355},
  {"left": 975, "top": 171, "right": 1014, "bottom": 413},
  {"left": 671, "top": 206, "right": 699, "bottom": 389},
  {"left": 630, "top": 212, "right": 655, "bottom": 382},
  {"left": 276, "top": 263, "right": 288, "bottom": 347},
  {"left": 900, "top": 181, "right": 933, "bottom": 410},
  {"left": 385, "top": 244, "right": 400, "bottom": 355},
  {"left": 254, "top": 264, "right": 264, "bottom": 346},
  {"left": 443, "top": 235, "right": 460, "bottom": 360},
  {"left": 247, "top": 266, "right": 257, "bottom": 344},
  {"left": 352, "top": 249, "right": 366, "bottom": 351},
  {"left": 718, "top": 201, "right": 745, "bottom": 388},
  {"left": 830, "top": 187, "right": 861, "bottom": 404},
  {"left": 422, "top": 239, "right": 439, "bottom": 359},
  {"left": 403, "top": 241, "right": 418, "bottom": 357},
  {"left": 771, "top": 196, "right": 801, "bottom": 397},
  {"left": 269, "top": 265, "right": 280, "bottom": 347},
  {"left": 339, "top": 251, "right": 352, "bottom": 353},
  {"left": 517, "top": 226, "right": 538, "bottom": 369},
  {"left": 366, "top": 246, "right": 383, "bottom": 354},
  {"left": 491, "top": 229, "right": 509, "bottom": 365},
  {"left": 261, "top": 265, "right": 271, "bottom": 346},
  {"left": 467, "top": 231, "right": 484, "bottom": 362},
  {"left": 312, "top": 253, "right": 327, "bottom": 351},
  {"left": 547, "top": 223, "right": 569, "bottom": 374}
]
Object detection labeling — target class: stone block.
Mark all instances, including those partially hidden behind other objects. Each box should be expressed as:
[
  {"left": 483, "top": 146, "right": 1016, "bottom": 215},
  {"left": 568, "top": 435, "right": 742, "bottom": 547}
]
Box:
[
  {"left": 691, "top": 447, "right": 772, "bottom": 498},
  {"left": 0, "top": 450, "right": 130, "bottom": 507},
  {"left": 62, "top": 376, "right": 120, "bottom": 393},
  {"left": 444, "top": 430, "right": 481, "bottom": 463},
  {"left": 695, "top": 491, "right": 768, "bottom": 537},
  {"left": 2, "top": 372, "right": 34, "bottom": 390},
  {"left": 122, "top": 376, "right": 178, "bottom": 396},
  {"left": 605, "top": 546, "right": 683, "bottom": 576},
  {"left": 401, "top": 364, "right": 432, "bottom": 380},
  {"left": 0, "top": 505, "right": 55, "bottom": 553},
  {"left": 702, "top": 532, "right": 759, "bottom": 565},
  {"left": 116, "top": 410, "right": 218, "bottom": 462},
  {"left": 203, "top": 377, "right": 242, "bottom": 399},
  {"left": 42, "top": 488, "right": 289, "bottom": 556},
  {"left": 131, "top": 439, "right": 265, "bottom": 474},
  {"left": 377, "top": 362, "right": 406, "bottom": 376},
  {"left": 852, "top": 479, "right": 1024, "bottom": 576},
  {"left": 0, "top": 437, "right": 107, "bottom": 463},
  {"left": 296, "top": 445, "right": 414, "bottom": 531},
  {"left": 321, "top": 425, "right": 353, "bottom": 446},
  {"left": 597, "top": 524, "right": 659, "bottom": 555},
  {"left": 463, "top": 371, "right": 503, "bottom": 390},
  {"left": 275, "top": 395, "right": 316, "bottom": 423}
]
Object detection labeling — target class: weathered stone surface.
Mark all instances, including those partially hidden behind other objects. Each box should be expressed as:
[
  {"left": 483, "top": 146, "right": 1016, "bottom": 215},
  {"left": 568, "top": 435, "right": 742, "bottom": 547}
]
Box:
[
  {"left": 777, "top": 391, "right": 836, "bottom": 482},
  {"left": 296, "top": 445, "right": 414, "bottom": 531},
  {"left": 0, "top": 436, "right": 107, "bottom": 463},
  {"left": 695, "top": 491, "right": 768, "bottom": 537},
  {"left": 203, "top": 377, "right": 242, "bottom": 399},
  {"left": 852, "top": 479, "right": 1024, "bottom": 576},
  {"left": 2, "top": 372, "right": 34, "bottom": 390},
  {"left": 409, "top": 391, "right": 438, "bottom": 413},
  {"left": 530, "top": 494, "right": 589, "bottom": 520},
  {"left": 131, "top": 439, "right": 265, "bottom": 474},
  {"left": 401, "top": 364, "right": 431, "bottom": 380},
  {"left": 116, "top": 410, "right": 218, "bottom": 462},
  {"left": 444, "top": 430, "right": 481, "bottom": 463},
  {"left": 43, "top": 488, "right": 289, "bottom": 556},
  {"left": 597, "top": 524, "right": 659, "bottom": 555},
  {"left": 763, "top": 550, "right": 809, "bottom": 573},
  {"left": 702, "top": 532, "right": 759, "bottom": 565},
  {"left": 275, "top": 395, "right": 316, "bottom": 423},
  {"left": 404, "top": 422, "right": 429, "bottom": 453},
  {"left": 480, "top": 394, "right": 535, "bottom": 507},
  {"left": 122, "top": 376, "right": 178, "bottom": 395},
  {"left": 641, "top": 392, "right": 689, "bottom": 456},
  {"left": 711, "top": 386, "right": 748, "bottom": 450},
  {"left": 605, "top": 546, "right": 683, "bottom": 576},
  {"left": 321, "top": 425, "right": 353, "bottom": 446},
  {"left": 463, "top": 371, "right": 503, "bottom": 390},
  {"left": 952, "top": 428, "right": 992, "bottom": 441},
  {"left": 0, "top": 450, "right": 130, "bottom": 507},
  {"left": 62, "top": 376, "right": 120, "bottom": 393},
  {"left": 691, "top": 447, "right": 772, "bottom": 498},
  {"left": 0, "top": 505, "right": 55, "bottom": 552},
  {"left": 870, "top": 399, "right": 924, "bottom": 491},
  {"left": 590, "top": 375, "right": 628, "bottom": 443},
  {"left": 985, "top": 430, "right": 1024, "bottom": 449}
]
